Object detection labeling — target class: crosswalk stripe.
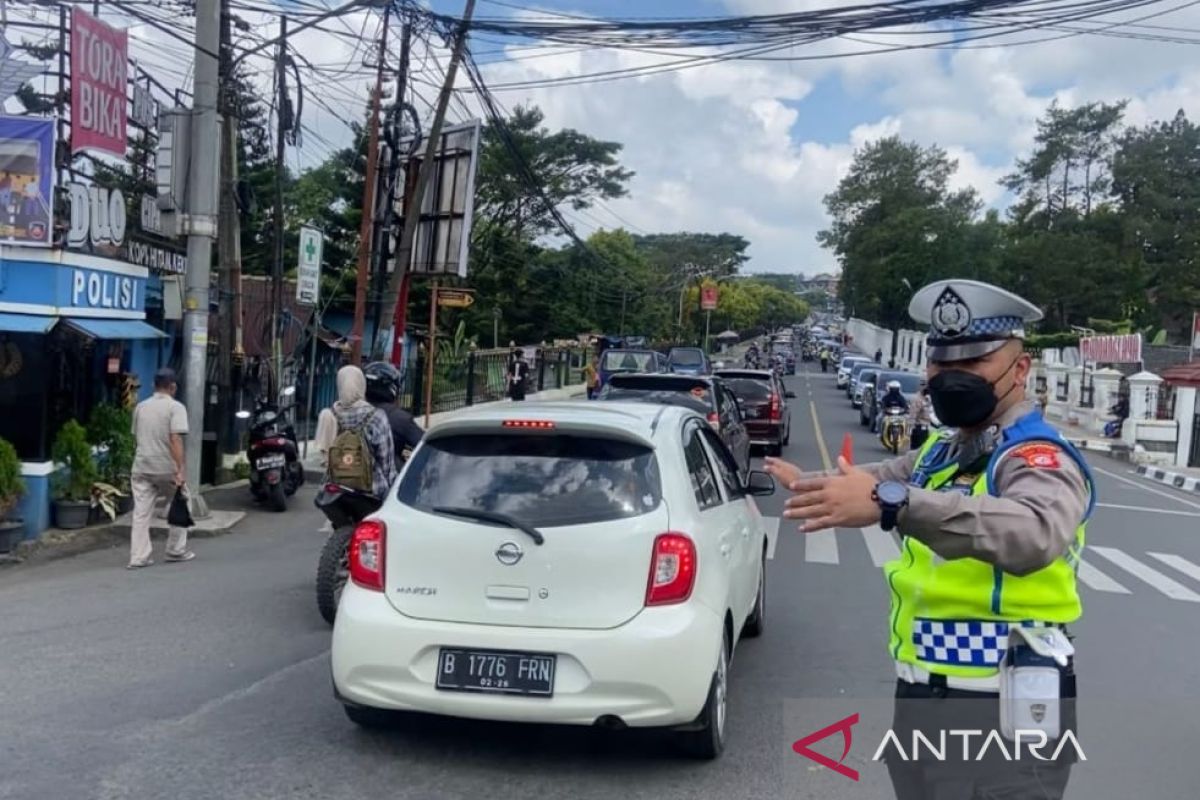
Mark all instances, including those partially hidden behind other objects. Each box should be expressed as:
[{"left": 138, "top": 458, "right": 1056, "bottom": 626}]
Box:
[
  {"left": 805, "top": 530, "right": 839, "bottom": 564},
  {"left": 762, "top": 516, "right": 781, "bottom": 560},
  {"left": 1146, "top": 552, "right": 1200, "bottom": 586},
  {"left": 1089, "top": 546, "right": 1200, "bottom": 603},
  {"left": 1076, "top": 559, "right": 1131, "bottom": 594},
  {"left": 861, "top": 525, "right": 900, "bottom": 567}
]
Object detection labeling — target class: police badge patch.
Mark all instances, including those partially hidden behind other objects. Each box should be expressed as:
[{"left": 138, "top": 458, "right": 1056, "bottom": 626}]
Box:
[{"left": 931, "top": 287, "right": 972, "bottom": 337}]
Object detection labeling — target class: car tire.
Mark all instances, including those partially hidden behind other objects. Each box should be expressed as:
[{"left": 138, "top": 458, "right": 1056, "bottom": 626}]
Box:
[
  {"left": 782, "top": 426, "right": 790, "bottom": 446},
  {"left": 343, "top": 703, "right": 399, "bottom": 729},
  {"left": 859, "top": 411, "right": 868, "bottom": 427},
  {"left": 743, "top": 550, "right": 766, "bottom": 638},
  {"left": 316, "top": 528, "right": 353, "bottom": 625},
  {"left": 677, "top": 631, "right": 730, "bottom": 760},
  {"left": 767, "top": 442, "right": 782, "bottom": 457}
]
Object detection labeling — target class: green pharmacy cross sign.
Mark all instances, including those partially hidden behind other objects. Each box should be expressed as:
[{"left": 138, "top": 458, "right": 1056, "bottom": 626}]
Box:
[{"left": 296, "top": 226, "right": 323, "bottom": 307}]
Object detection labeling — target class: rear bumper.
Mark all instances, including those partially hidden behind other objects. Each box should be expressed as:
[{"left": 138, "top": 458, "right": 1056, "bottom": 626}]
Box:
[
  {"left": 331, "top": 584, "right": 724, "bottom": 728},
  {"left": 745, "top": 421, "right": 782, "bottom": 444}
]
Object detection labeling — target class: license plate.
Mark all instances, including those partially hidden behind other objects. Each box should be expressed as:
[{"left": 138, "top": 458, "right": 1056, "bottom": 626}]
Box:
[
  {"left": 256, "top": 454, "right": 285, "bottom": 470},
  {"left": 436, "top": 648, "right": 556, "bottom": 696}
]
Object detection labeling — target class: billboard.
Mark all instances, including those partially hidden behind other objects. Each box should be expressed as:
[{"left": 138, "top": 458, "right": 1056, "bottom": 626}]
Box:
[
  {"left": 0, "top": 116, "right": 54, "bottom": 247},
  {"left": 71, "top": 7, "right": 128, "bottom": 157},
  {"left": 399, "top": 120, "right": 482, "bottom": 279},
  {"left": 701, "top": 285, "right": 719, "bottom": 311},
  {"left": 1079, "top": 333, "right": 1142, "bottom": 364}
]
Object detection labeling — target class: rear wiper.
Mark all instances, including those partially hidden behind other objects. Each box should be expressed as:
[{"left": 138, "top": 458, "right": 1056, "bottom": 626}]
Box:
[{"left": 430, "top": 506, "right": 545, "bottom": 546}]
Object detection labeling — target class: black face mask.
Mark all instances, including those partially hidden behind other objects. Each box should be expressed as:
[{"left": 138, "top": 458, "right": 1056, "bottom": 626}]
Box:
[{"left": 928, "top": 357, "right": 1020, "bottom": 429}]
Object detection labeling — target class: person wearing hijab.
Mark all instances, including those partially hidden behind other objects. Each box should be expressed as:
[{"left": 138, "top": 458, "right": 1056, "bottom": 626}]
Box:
[{"left": 314, "top": 365, "right": 397, "bottom": 498}]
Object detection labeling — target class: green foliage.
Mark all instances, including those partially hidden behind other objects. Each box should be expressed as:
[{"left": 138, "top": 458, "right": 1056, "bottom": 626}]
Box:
[
  {"left": 86, "top": 403, "right": 134, "bottom": 490},
  {"left": 51, "top": 421, "right": 97, "bottom": 503},
  {"left": 0, "top": 437, "right": 25, "bottom": 519},
  {"left": 1026, "top": 332, "right": 1081, "bottom": 350},
  {"left": 233, "top": 458, "right": 251, "bottom": 480}
]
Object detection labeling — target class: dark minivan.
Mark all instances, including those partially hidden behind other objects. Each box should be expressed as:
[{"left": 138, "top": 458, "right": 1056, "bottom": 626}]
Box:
[
  {"left": 715, "top": 369, "right": 794, "bottom": 456},
  {"left": 666, "top": 347, "right": 711, "bottom": 376}
]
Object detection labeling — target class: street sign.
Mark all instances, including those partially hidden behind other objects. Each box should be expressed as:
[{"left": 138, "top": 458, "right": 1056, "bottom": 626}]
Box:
[
  {"left": 437, "top": 288, "right": 475, "bottom": 308},
  {"left": 701, "top": 285, "right": 719, "bottom": 311},
  {"left": 296, "top": 225, "right": 323, "bottom": 306}
]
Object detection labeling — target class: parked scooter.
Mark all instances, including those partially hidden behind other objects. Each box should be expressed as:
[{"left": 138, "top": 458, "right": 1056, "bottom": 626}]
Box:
[
  {"left": 236, "top": 386, "right": 304, "bottom": 512},
  {"left": 314, "top": 447, "right": 410, "bottom": 625}
]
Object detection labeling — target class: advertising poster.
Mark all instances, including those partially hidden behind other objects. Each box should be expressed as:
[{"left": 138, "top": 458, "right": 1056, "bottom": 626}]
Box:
[
  {"left": 701, "top": 285, "right": 719, "bottom": 311},
  {"left": 70, "top": 6, "right": 128, "bottom": 157},
  {"left": 0, "top": 115, "right": 54, "bottom": 247}
]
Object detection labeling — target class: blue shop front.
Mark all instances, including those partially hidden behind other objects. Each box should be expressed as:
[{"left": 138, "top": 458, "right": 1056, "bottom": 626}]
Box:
[{"left": 0, "top": 245, "right": 169, "bottom": 538}]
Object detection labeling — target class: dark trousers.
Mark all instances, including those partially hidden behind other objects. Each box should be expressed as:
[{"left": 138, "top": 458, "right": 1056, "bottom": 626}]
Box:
[{"left": 886, "top": 680, "right": 1077, "bottom": 800}]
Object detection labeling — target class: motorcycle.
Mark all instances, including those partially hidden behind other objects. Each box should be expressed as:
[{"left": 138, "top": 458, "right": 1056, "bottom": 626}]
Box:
[
  {"left": 880, "top": 407, "right": 909, "bottom": 454},
  {"left": 314, "top": 447, "right": 410, "bottom": 625},
  {"left": 236, "top": 385, "right": 304, "bottom": 512}
]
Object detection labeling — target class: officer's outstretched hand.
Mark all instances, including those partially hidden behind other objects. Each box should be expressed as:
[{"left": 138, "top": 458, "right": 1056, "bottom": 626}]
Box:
[
  {"left": 763, "top": 457, "right": 804, "bottom": 488},
  {"left": 782, "top": 456, "right": 881, "bottom": 533}
]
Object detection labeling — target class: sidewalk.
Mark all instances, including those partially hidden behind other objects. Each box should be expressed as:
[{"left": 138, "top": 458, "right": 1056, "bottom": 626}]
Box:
[
  {"left": 1133, "top": 463, "right": 1200, "bottom": 494},
  {"left": 1046, "top": 416, "right": 1133, "bottom": 459}
]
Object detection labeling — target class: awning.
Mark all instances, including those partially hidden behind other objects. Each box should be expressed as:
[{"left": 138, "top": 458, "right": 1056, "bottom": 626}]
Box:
[
  {"left": 63, "top": 318, "right": 168, "bottom": 340},
  {"left": 0, "top": 312, "right": 57, "bottom": 334}
]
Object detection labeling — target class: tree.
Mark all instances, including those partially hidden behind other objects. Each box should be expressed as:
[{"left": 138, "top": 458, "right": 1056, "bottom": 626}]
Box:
[
  {"left": 818, "top": 137, "right": 979, "bottom": 336},
  {"left": 1111, "top": 110, "right": 1200, "bottom": 339},
  {"left": 634, "top": 232, "right": 751, "bottom": 282}
]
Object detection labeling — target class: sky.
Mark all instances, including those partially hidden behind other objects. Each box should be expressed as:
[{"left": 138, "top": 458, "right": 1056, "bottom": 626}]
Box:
[{"left": 8, "top": 0, "right": 1200, "bottom": 276}]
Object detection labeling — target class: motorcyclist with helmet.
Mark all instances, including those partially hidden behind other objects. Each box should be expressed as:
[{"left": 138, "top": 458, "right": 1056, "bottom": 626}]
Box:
[
  {"left": 873, "top": 379, "right": 910, "bottom": 434},
  {"left": 363, "top": 361, "right": 424, "bottom": 460}
]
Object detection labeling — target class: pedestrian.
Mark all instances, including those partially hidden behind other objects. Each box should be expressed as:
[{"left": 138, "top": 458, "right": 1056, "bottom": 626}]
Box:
[
  {"left": 583, "top": 353, "right": 600, "bottom": 400},
  {"left": 874, "top": 347, "right": 883, "bottom": 363},
  {"left": 128, "top": 367, "right": 194, "bottom": 569},
  {"left": 314, "top": 365, "right": 396, "bottom": 498},
  {"left": 819, "top": 347, "right": 830, "bottom": 373},
  {"left": 508, "top": 348, "right": 530, "bottom": 401},
  {"left": 766, "top": 279, "right": 1095, "bottom": 799}
]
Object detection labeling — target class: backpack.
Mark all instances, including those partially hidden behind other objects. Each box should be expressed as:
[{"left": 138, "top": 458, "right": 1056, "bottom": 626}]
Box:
[{"left": 328, "top": 420, "right": 374, "bottom": 492}]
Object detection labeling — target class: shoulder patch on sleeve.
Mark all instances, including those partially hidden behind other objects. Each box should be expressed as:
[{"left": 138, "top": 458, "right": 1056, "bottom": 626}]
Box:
[{"left": 1009, "top": 443, "right": 1062, "bottom": 470}]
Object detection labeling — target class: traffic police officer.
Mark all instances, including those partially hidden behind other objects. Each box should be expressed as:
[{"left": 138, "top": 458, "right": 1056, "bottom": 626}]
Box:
[{"left": 767, "top": 279, "right": 1096, "bottom": 798}]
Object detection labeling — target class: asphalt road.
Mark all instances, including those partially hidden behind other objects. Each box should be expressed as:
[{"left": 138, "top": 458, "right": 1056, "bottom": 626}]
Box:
[{"left": 2, "top": 366, "right": 1199, "bottom": 799}]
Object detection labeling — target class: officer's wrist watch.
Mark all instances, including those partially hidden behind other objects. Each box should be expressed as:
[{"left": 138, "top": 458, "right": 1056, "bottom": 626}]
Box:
[{"left": 873, "top": 481, "right": 910, "bottom": 532}]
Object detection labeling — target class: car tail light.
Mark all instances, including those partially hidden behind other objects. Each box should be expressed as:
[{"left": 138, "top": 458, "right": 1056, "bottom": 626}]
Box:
[
  {"left": 769, "top": 393, "right": 782, "bottom": 421},
  {"left": 503, "top": 419, "right": 556, "bottom": 430},
  {"left": 646, "top": 533, "right": 697, "bottom": 606},
  {"left": 349, "top": 520, "right": 386, "bottom": 592}
]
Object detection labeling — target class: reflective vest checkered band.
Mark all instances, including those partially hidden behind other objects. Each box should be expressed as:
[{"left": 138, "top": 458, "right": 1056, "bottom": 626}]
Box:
[{"left": 913, "top": 618, "right": 1059, "bottom": 667}]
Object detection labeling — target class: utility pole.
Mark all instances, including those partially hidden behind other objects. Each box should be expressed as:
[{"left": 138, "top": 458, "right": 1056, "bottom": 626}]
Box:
[
  {"left": 216, "top": 0, "right": 243, "bottom": 454},
  {"left": 368, "top": 13, "right": 409, "bottom": 362},
  {"left": 385, "top": 0, "right": 477, "bottom": 364},
  {"left": 270, "top": 16, "right": 288, "bottom": 395},
  {"left": 182, "top": 0, "right": 221, "bottom": 512},
  {"left": 350, "top": 8, "right": 390, "bottom": 365}
]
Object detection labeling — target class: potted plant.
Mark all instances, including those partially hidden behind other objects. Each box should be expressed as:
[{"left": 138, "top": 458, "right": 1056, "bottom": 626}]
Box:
[
  {"left": 87, "top": 403, "right": 135, "bottom": 515},
  {"left": 51, "top": 420, "right": 97, "bottom": 529},
  {"left": 0, "top": 436, "right": 25, "bottom": 553}
]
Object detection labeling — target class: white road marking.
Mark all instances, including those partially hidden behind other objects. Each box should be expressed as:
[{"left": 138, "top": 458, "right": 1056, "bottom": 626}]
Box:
[
  {"left": 861, "top": 525, "right": 901, "bottom": 567},
  {"left": 1075, "top": 558, "right": 1131, "bottom": 594},
  {"left": 1096, "top": 502, "right": 1200, "bottom": 517},
  {"left": 762, "top": 515, "right": 781, "bottom": 560},
  {"left": 1088, "top": 546, "right": 1200, "bottom": 602},
  {"left": 1092, "top": 466, "right": 1200, "bottom": 512},
  {"left": 1146, "top": 552, "right": 1200, "bottom": 586},
  {"left": 805, "top": 530, "right": 839, "bottom": 564}
]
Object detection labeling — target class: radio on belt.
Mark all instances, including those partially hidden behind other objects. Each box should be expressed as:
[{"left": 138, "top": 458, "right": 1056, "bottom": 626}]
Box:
[{"left": 999, "top": 626, "right": 1074, "bottom": 740}]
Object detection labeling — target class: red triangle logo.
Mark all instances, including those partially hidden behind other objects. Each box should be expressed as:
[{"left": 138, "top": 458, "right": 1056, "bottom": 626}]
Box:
[{"left": 792, "top": 712, "right": 861, "bottom": 782}]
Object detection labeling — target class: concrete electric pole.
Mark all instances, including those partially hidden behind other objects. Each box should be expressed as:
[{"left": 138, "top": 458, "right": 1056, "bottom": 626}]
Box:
[{"left": 181, "top": 0, "right": 221, "bottom": 513}]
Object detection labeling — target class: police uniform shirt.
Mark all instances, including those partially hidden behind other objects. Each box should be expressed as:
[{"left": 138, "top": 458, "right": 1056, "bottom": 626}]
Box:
[{"left": 862, "top": 399, "right": 1088, "bottom": 576}]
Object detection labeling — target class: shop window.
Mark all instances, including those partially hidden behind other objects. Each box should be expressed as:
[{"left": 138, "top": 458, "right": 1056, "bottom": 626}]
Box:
[{"left": 0, "top": 333, "right": 50, "bottom": 461}]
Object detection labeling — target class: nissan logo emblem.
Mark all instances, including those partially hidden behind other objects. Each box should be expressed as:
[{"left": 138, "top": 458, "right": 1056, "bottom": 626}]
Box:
[{"left": 495, "top": 541, "right": 524, "bottom": 566}]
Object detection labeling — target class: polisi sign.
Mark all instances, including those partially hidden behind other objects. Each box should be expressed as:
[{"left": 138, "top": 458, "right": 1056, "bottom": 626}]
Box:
[
  {"left": 67, "top": 182, "right": 126, "bottom": 251},
  {"left": 70, "top": 267, "right": 139, "bottom": 311},
  {"left": 70, "top": 7, "right": 128, "bottom": 157}
]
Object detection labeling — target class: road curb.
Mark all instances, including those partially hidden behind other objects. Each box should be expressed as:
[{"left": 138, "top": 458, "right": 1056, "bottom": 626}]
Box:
[{"left": 1134, "top": 464, "right": 1200, "bottom": 494}]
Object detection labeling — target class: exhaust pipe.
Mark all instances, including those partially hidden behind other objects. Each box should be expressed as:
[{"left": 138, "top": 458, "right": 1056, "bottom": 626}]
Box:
[{"left": 593, "top": 714, "right": 627, "bottom": 730}]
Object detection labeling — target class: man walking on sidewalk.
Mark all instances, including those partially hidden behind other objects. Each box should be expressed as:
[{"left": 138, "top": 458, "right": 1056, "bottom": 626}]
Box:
[{"left": 128, "top": 368, "right": 194, "bottom": 569}]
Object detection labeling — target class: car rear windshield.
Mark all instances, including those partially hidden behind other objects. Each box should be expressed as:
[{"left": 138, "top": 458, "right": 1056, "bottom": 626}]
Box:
[
  {"left": 721, "top": 377, "right": 773, "bottom": 401},
  {"left": 398, "top": 434, "right": 663, "bottom": 527},
  {"left": 670, "top": 349, "right": 704, "bottom": 366},
  {"left": 602, "top": 351, "right": 655, "bottom": 372},
  {"left": 598, "top": 385, "right": 712, "bottom": 414},
  {"left": 880, "top": 373, "right": 921, "bottom": 393}
]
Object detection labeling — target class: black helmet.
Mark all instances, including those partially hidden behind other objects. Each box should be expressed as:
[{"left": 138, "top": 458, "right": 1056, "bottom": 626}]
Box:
[{"left": 364, "top": 361, "right": 401, "bottom": 403}]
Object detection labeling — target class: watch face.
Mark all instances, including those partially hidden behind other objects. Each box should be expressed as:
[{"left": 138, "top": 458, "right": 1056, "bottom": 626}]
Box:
[{"left": 877, "top": 481, "right": 908, "bottom": 505}]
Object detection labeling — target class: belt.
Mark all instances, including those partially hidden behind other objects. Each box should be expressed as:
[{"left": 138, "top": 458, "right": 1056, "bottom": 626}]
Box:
[{"left": 895, "top": 661, "right": 1000, "bottom": 693}]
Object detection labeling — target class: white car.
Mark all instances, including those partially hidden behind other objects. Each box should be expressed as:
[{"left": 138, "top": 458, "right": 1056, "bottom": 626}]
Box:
[
  {"left": 331, "top": 402, "right": 776, "bottom": 759},
  {"left": 836, "top": 356, "right": 871, "bottom": 388}
]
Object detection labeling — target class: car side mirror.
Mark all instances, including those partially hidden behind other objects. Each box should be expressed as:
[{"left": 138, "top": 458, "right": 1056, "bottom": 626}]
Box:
[
  {"left": 785, "top": 390, "right": 796, "bottom": 399},
  {"left": 745, "top": 470, "right": 775, "bottom": 497}
]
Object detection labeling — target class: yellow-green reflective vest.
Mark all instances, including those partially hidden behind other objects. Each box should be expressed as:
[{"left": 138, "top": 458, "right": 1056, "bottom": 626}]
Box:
[{"left": 884, "top": 410, "right": 1096, "bottom": 678}]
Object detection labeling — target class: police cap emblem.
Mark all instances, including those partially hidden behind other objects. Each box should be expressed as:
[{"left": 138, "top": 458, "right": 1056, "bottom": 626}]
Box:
[{"left": 931, "top": 287, "right": 971, "bottom": 338}]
